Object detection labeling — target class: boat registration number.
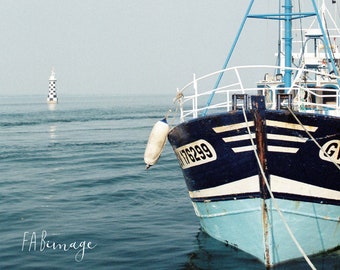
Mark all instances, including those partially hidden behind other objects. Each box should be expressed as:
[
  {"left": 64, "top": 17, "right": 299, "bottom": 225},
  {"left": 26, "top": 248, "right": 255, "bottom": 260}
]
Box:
[
  {"left": 319, "top": 139, "right": 340, "bottom": 164},
  {"left": 174, "top": 139, "right": 217, "bottom": 169}
]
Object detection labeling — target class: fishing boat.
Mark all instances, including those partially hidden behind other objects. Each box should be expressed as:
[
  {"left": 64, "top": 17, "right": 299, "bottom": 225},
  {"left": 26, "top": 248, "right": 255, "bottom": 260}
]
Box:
[{"left": 145, "top": 0, "right": 340, "bottom": 268}]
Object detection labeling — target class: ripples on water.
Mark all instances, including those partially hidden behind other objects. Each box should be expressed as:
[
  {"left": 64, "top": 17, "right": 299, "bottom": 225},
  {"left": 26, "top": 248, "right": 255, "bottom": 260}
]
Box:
[{"left": 0, "top": 95, "right": 338, "bottom": 269}]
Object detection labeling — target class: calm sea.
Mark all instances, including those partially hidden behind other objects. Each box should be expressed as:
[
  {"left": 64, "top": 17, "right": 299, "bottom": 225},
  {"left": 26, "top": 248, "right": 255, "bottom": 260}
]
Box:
[{"left": 0, "top": 95, "right": 339, "bottom": 270}]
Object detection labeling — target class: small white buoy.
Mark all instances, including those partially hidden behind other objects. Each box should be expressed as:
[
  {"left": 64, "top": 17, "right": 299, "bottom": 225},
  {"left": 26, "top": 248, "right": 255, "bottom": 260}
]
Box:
[{"left": 144, "top": 118, "right": 169, "bottom": 169}]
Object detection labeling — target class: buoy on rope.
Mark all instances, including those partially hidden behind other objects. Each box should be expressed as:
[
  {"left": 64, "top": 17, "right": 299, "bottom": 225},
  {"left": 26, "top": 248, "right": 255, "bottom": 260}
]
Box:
[{"left": 144, "top": 118, "right": 170, "bottom": 169}]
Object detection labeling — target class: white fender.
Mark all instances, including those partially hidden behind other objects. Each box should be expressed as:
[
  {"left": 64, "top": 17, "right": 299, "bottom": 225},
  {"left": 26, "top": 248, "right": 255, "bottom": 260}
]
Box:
[{"left": 144, "top": 118, "right": 169, "bottom": 169}]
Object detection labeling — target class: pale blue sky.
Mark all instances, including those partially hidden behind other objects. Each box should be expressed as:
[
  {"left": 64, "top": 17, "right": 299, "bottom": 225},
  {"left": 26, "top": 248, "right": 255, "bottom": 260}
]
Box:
[{"left": 0, "top": 0, "right": 322, "bottom": 97}]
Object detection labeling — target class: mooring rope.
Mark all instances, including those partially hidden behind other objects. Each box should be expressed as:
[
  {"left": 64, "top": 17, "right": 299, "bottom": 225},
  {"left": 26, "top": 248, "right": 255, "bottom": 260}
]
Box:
[
  {"left": 241, "top": 107, "right": 317, "bottom": 270},
  {"left": 167, "top": 102, "right": 181, "bottom": 128},
  {"left": 287, "top": 106, "right": 340, "bottom": 170}
]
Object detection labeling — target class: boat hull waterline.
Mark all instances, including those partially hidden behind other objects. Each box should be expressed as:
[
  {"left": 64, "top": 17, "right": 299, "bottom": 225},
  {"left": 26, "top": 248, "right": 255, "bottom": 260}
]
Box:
[{"left": 167, "top": 97, "right": 340, "bottom": 266}]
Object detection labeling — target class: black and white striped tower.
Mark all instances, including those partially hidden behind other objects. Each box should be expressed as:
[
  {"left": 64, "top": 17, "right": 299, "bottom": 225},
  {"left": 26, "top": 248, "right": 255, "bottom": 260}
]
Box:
[{"left": 47, "top": 68, "right": 58, "bottom": 104}]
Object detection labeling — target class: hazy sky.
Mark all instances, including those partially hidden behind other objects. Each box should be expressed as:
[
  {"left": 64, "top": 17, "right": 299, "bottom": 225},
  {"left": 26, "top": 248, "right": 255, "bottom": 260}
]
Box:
[{"left": 0, "top": 0, "right": 326, "bottom": 97}]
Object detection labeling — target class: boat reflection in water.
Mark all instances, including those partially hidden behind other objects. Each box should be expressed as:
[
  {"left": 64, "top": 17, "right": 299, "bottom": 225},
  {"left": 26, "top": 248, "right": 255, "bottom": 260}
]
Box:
[{"left": 184, "top": 230, "right": 340, "bottom": 270}]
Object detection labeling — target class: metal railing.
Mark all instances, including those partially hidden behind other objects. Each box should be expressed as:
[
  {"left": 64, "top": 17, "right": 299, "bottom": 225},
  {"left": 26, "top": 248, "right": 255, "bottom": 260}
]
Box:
[{"left": 173, "top": 65, "right": 340, "bottom": 122}]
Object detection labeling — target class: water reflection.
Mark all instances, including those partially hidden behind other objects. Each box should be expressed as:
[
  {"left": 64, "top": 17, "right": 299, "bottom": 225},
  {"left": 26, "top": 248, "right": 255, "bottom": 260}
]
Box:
[
  {"left": 49, "top": 125, "right": 57, "bottom": 143},
  {"left": 48, "top": 103, "right": 57, "bottom": 111},
  {"left": 183, "top": 229, "right": 340, "bottom": 270},
  {"left": 182, "top": 229, "right": 263, "bottom": 270}
]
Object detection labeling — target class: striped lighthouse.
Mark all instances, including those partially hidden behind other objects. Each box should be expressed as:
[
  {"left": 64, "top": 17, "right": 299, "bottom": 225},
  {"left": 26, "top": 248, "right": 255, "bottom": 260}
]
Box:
[{"left": 47, "top": 68, "right": 58, "bottom": 104}]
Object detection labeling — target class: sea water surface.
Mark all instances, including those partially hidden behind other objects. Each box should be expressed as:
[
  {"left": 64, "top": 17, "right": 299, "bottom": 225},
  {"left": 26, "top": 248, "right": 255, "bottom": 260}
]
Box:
[{"left": 0, "top": 95, "right": 339, "bottom": 270}]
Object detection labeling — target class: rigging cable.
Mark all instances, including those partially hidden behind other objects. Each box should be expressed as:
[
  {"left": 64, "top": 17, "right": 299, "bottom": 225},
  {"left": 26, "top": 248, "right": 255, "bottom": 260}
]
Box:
[
  {"left": 241, "top": 106, "right": 317, "bottom": 270},
  {"left": 276, "top": 0, "right": 282, "bottom": 73},
  {"left": 298, "top": 0, "right": 305, "bottom": 66},
  {"left": 323, "top": 10, "right": 337, "bottom": 68},
  {"left": 287, "top": 106, "right": 340, "bottom": 170}
]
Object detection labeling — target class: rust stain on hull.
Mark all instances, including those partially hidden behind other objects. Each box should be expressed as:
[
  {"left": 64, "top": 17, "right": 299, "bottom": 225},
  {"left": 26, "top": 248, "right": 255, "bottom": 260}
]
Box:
[
  {"left": 262, "top": 199, "right": 271, "bottom": 267},
  {"left": 252, "top": 96, "right": 272, "bottom": 266}
]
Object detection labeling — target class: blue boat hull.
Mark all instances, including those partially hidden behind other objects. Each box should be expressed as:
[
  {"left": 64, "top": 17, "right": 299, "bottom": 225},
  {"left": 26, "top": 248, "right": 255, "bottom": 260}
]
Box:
[
  {"left": 168, "top": 106, "right": 340, "bottom": 266},
  {"left": 192, "top": 197, "right": 339, "bottom": 265}
]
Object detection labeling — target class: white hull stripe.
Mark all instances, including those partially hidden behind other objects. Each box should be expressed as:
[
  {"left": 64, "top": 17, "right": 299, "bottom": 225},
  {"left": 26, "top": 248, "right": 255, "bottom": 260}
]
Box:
[
  {"left": 232, "top": 145, "right": 299, "bottom": 153},
  {"left": 224, "top": 133, "right": 308, "bottom": 143},
  {"left": 223, "top": 133, "right": 255, "bottom": 142},
  {"left": 214, "top": 120, "right": 316, "bottom": 154},
  {"left": 213, "top": 121, "right": 254, "bottom": 133},
  {"left": 271, "top": 175, "right": 340, "bottom": 201},
  {"left": 189, "top": 174, "right": 340, "bottom": 201},
  {"left": 266, "top": 120, "right": 318, "bottom": 132},
  {"left": 213, "top": 120, "right": 317, "bottom": 134},
  {"left": 267, "top": 133, "right": 308, "bottom": 143},
  {"left": 267, "top": 145, "right": 299, "bottom": 153},
  {"left": 232, "top": 145, "right": 256, "bottom": 153},
  {"left": 189, "top": 175, "right": 259, "bottom": 198}
]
